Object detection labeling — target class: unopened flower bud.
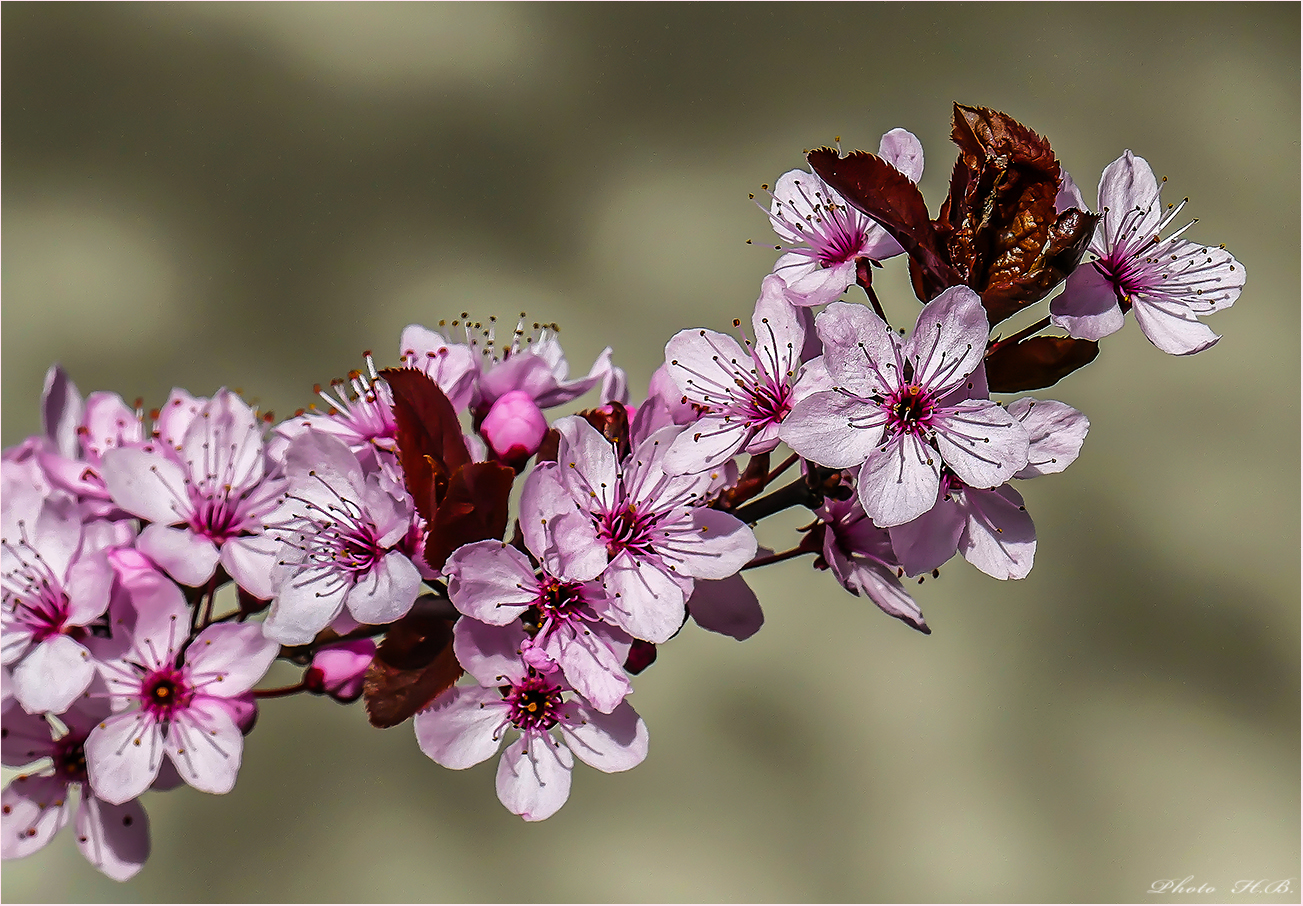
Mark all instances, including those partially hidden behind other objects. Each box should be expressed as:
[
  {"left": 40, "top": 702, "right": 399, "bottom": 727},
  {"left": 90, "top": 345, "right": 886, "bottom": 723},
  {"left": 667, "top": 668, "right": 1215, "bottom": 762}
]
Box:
[
  {"left": 305, "top": 639, "right": 377, "bottom": 703},
  {"left": 480, "top": 390, "right": 547, "bottom": 471}
]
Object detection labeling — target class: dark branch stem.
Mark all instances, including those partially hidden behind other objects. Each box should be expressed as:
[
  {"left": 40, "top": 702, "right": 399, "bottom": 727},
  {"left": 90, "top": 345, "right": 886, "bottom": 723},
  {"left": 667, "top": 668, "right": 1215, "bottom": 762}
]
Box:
[
  {"left": 765, "top": 452, "right": 800, "bottom": 487},
  {"left": 254, "top": 680, "right": 308, "bottom": 699},
  {"left": 731, "top": 477, "right": 816, "bottom": 525},
  {"left": 276, "top": 593, "right": 459, "bottom": 663},
  {"left": 987, "top": 316, "right": 1051, "bottom": 355},
  {"left": 742, "top": 547, "right": 813, "bottom": 570}
]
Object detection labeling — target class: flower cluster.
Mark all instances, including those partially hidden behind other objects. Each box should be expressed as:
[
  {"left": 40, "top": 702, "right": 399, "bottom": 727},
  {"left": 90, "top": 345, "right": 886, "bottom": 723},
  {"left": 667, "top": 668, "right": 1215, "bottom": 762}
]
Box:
[{"left": 2, "top": 104, "right": 1243, "bottom": 876}]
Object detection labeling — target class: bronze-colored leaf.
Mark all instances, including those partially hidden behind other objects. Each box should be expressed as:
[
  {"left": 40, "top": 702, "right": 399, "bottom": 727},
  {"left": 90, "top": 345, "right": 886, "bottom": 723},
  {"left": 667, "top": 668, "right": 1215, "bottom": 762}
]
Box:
[
  {"left": 807, "top": 147, "right": 959, "bottom": 296},
  {"left": 378, "top": 367, "right": 471, "bottom": 524},
  {"left": 363, "top": 609, "right": 462, "bottom": 729},
  {"left": 951, "top": 103, "right": 1057, "bottom": 177},
  {"left": 423, "top": 460, "right": 515, "bottom": 572},
  {"left": 577, "top": 402, "right": 632, "bottom": 463},
  {"left": 985, "top": 336, "right": 1099, "bottom": 393}
]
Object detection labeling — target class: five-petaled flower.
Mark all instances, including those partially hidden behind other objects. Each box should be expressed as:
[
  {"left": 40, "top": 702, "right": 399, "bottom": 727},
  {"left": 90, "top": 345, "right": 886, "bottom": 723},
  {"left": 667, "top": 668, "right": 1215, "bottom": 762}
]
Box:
[
  {"left": 780, "top": 288, "right": 1029, "bottom": 527},
  {"left": 1050, "top": 150, "right": 1245, "bottom": 355}
]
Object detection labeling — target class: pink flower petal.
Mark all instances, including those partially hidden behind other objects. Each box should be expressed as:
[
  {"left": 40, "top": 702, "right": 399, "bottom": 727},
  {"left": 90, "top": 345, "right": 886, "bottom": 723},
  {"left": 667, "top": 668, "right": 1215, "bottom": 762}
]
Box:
[
  {"left": 76, "top": 794, "right": 150, "bottom": 881},
  {"left": 932, "top": 400, "right": 1028, "bottom": 490},
  {"left": 903, "top": 286, "right": 987, "bottom": 392},
  {"left": 137, "top": 523, "right": 219, "bottom": 588},
  {"left": 888, "top": 493, "right": 965, "bottom": 577},
  {"left": 444, "top": 541, "right": 538, "bottom": 625},
  {"left": 662, "top": 417, "right": 750, "bottom": 475},
  {"left": 677, "top": 508, "right": 756, "bottom": 580},
  {"left": 344, "top": 549, "right": 421, "bottom": 626},
  {"left": 453, "top": 619, "right": 530, "bottom": 688},
  {"left": 1049, "top": 263, "right": 1126, "bottom": 340},
  {"left": 601, "top": 553, "right": 686, "bottom": 644},
  {"left": 1130, "top": 294, "right": 1221, "bottom": 356},
  {"left": 220, "top": 533, "right": 281, "bottom": 601},
  {"left": 859, "top": 432, "right": 940, "bottom": 528},
  {"left": 495, "top": 731, "right": 573, "bottom": 822},
  {"left": 0, "top": 772, "right": 71, "bottom": 859},
  {"left": 99, "top": 447, "right": 190, "bottom": 526},
  {"left": 185, "top": 623, "right": 279, "bottom": 695},
  {"left": 686, "top": 573, "right": 764, "bottom": 641},
  {"left": 781, "top": 391, "right": 886, "bottom": 470},
  {"left": 547, "top": 623, "right": 631, "bottom": 714},
  {"left": 959, "top": 485, "right": 1037, "bottom": 580},
  {"left": 263, "top": 563, "right": 348, "bottom": 645},
  {"left": 1, "top": 708, "right": 56, "bottom": 767},
  {"left": 815, "top": 301, "right": 899, "bottom": 396},
  {"left": 11, "top": 635, "right": 95, "bottom": 715},
  {"left": 85, "top": 712, "right": 165, "bottom": 805},
  {"left": 414, "top": 685, "right": 506, "bottom": 769},
  {"left": 1008, "top": 399, "right": 1089, "bottom": 478},
  {"left": 164, "top": 698, "right": 243, "bottom": 795},
  {"left": 559, "top": 698, "right": 649, "bottom": 773}
]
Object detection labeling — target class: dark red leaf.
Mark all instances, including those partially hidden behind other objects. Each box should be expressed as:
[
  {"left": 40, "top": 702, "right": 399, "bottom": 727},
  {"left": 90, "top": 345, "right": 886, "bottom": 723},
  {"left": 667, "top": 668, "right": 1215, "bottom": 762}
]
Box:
[
  {"left": 807, "top": 147, "right": 960, "bottom": 297},
  {"left": 363, "top": 610, "right": 462, "bottom": 729},
  {"left": 422, "top": 460, "right": 515, "bottom": 572},
  {"left": 378, "top": 367, "right": 471, "bottom": 524},
  {"left": 985, "top": 336, "right": 1099, "bottom": 393}
]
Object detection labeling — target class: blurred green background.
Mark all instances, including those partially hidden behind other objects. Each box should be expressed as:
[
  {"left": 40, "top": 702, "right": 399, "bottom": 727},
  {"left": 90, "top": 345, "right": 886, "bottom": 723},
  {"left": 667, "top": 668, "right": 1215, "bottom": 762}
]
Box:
[{"left": 3, "top": 3, "right": 1298, "bottom": 902}]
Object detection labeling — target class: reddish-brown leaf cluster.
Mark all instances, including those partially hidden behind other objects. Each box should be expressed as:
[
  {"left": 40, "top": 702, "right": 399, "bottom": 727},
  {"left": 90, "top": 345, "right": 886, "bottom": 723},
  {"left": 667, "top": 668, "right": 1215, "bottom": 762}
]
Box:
[
  {"left": 807, "top": 103, "right": 1102, "bottom": 392},
  {"left": 363, "top": 368, "right": 516, "bottom": 727},
  {"left": 362, "top": 607, "right": 463, "bottom": 729},
  {"left": 379, "top": 368, "right": 514, "bottom": 573}
]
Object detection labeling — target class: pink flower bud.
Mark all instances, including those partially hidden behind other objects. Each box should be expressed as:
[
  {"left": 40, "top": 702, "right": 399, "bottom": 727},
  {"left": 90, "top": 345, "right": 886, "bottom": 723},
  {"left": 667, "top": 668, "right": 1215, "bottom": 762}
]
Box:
[
  {"left": 479, "top": 389, "right": 547, "bottom": 471},
  {"left": 305, "top": 638, "right": 377, "bottom": 703},
  {"left": 215, "top": 691, "right": 260, "bottom": 736}
]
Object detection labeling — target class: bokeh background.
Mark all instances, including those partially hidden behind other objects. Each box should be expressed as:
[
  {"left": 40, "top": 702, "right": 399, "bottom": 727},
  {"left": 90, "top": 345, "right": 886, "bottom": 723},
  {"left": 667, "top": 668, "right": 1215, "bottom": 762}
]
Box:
[{"left": 3, "top": 3, "right": 1298, "bottom": 902}]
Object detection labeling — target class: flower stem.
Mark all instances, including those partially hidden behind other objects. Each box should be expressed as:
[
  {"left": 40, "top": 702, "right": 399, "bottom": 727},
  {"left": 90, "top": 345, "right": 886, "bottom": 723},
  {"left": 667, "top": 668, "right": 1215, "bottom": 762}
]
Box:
[
  {"left": 741, "top": 546, "right": 812, "bottom": 570},
  {"left": 275, "top": 593, "right": 459, "bottom": 664},
  {"left": 254, "top": 680, "right": 309, "bottom": 699},
  {"left": 987, "top": 315, "right": 1051, "bottom": 355},
  {"left": 766, "top": 452, "right": 800, "bottom": 486}
]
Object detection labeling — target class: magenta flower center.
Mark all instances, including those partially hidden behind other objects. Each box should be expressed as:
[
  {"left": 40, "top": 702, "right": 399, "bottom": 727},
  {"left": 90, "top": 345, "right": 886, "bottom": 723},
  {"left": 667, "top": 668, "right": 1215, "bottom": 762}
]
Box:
[
  {"left": 767, "top": 178, "right": 869, "bottom": 268},
  {"left": 503, "top": 673, "right": 565, "bottom": 732},
  {"left": 884, "top": 384, "right": 937, "bottom": 436},
  {"left": 189, "top": 493, "right": 246, "bottom": 542},
  {"left": 2, "top": 539, "right": 72, "bottom": 642},
  {"left": 140, "top": 666, "right": 192, "bottom": 720},
  {"left": 600, "top": 506, "right": 659, "bottom": 559}
]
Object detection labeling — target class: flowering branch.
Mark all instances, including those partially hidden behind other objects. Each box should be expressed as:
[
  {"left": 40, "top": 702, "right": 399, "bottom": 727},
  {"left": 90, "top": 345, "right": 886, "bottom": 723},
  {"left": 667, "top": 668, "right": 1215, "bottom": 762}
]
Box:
[{"left": 0, "top": 101, "right": 1244, "bottom": 876}]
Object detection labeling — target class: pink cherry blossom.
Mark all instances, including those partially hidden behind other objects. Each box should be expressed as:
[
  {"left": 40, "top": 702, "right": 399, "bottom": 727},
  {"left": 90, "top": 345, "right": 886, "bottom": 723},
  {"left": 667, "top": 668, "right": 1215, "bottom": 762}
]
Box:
[
  {"left": 764, "top": 128, "right": 924, "bottom": 307},
  {"left": 2, "top": 696, "right": 151, "bottom": 881},
  {"left": 780, "top": 290, "right": 1029, "bottom": 527},
  {"left": 262, "top": 430, "right": 422, "bottom": 645},
  {"left": 99, "top": 389, "right": 285, "bottom": 598},
  {"left": 2, "top": 489, "right": 117, "bottom": 714},
  {"left": 1050, "top": 150, "right": 1244, "bottom": 355},
  {"left": 815, "top": 494, "right": 927, "bottom": 633},
  {"left": 662, "top": 274, "right": 805, "bottom": 474},
  {"left": 537, "top": 417, "right": 757, "bottom": 643},
  {"left": 414, "top": 624, "right": 648, "bottom": 822},
  {"left": 85, "top": 620, "right": 278, "bottom": 805},
  {"left": 444, "top": 537, "right": 633, "bottom": 713},
  {"left": 887, "top": 398, "right": 1088, "bottom": 580}
]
